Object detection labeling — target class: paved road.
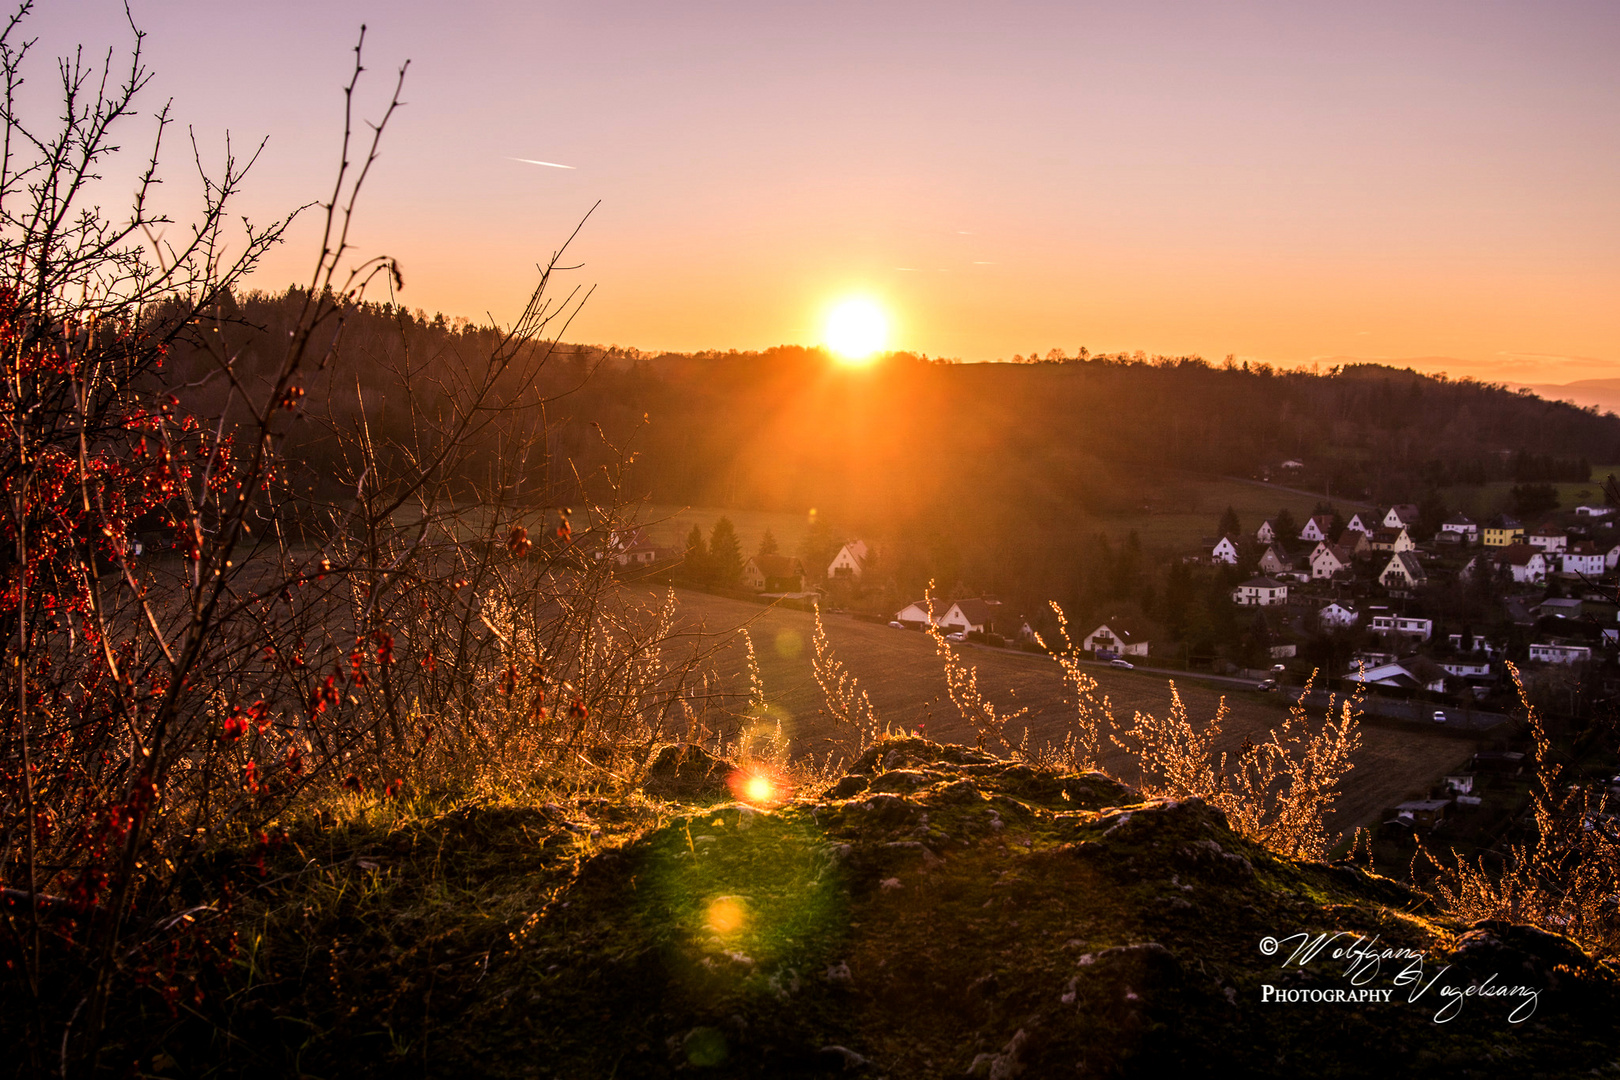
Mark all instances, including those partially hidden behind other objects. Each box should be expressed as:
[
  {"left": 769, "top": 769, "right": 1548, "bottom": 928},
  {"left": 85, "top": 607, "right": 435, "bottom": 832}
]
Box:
[{"left": 1071, "top": 658, "right": 1276, "bottom": 693}]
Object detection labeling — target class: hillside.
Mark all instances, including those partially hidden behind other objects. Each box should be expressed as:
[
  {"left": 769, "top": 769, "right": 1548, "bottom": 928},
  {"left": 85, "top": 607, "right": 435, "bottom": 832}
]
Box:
[{"left": 82, "top": 739, "right": 1619, "bottom": 1078}]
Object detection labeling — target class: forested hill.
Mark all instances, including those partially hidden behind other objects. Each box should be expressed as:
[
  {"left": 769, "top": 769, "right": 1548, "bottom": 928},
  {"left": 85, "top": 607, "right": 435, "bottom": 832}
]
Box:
[
  {"left": 167, "top": 290, "right": 1620, "bottom": 530},
  {"left": 620, "top": 348, "right": 1618, "bottom": 520}
]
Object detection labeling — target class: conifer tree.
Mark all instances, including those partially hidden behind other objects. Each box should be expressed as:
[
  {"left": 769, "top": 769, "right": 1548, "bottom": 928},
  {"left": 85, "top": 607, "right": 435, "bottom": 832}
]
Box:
[
  {"left": 757, "top": 528, "right": 779, "bottom": 557},
  {"left": 683, "top": 524, "right": 709, "bottom": 581},
  {"left": 709, "top": 517, "right": 744, "bottom": 585}
]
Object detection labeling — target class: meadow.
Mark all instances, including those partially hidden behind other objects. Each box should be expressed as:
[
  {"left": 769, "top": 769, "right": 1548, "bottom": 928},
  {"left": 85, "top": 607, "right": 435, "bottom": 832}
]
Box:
[{"left": 640, "top": 587, "right": 1477, "bottom": 841}]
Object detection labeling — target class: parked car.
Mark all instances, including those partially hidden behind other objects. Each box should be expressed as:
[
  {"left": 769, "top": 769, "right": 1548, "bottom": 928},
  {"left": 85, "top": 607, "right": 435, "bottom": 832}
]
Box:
[
  {"left": 1258, "top": 678, "right": 1277, "bottom": 690},
  {"left": 1432, "top": 710, "right": 1447, "bottom": 724},
  {"left": 888, "top": 620, "right": 904, "bottom": 629},
  {"left": 946, "top": 631, "right": 967, "bottom": 643},
  {"left": 1109, "top": 658, "right": 1134, "bottom": 669},
  {"left": 1270, "top": 663, "right": 1287, "bottom": 673}
]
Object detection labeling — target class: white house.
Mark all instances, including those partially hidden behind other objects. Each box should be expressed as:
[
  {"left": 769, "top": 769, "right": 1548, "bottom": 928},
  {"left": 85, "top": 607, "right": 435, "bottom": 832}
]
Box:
[
  {"left": 1300, "top": 514, "right": 1334, "bottom": 542},
  {"left": 1529, "top": 642, "right": 1591, "bottom": 665},
  {"left": 1527, "top": 525, "right": 1567, "bottom": 553},
  {"left": 742, "top": 554, "right": 806, "bottom": 592},
  {"left": 938, "top": 597, "right": 1001, "bottom": 635},
  {"left": 1345, "top": 513, "right": 1374, "bottom": 536},
  {"left": 1318, "top": 602, "right": 1359, "bottom": 628},
  {"left": 827, "top": 539, "right": 870, "bottom": 579},
  {"left": 1344, "top": 660, "right": 1446, "bottom": 694},
  {"left": 1310, "top": 544, "right": 1353, "bottom": 580},
  {"left": 1210, "top": 536, "right": 1240, "bottom": 565},
  {"left": 1082, "top": 620, "right": 1150, "bottom": 657},
  {"left": 1446, "top": 634, "right": 1500, "bottom": 656},
  {"left": 1257, "top": 544, "right": 1295, "bottom": 576},
  {"left": 1232, "top": 576, "right": 1289, "bottom": 607},
  {"left": 1383, "top": 504, "right": 1421, "bottom": 530},
  {"left": 1255, "top": 519, "right": 1277, "bottom": 544},
  {"left": 1370, "top": 527, "right": 1415, "bottom": 554},
  {"left": 1441, "top": 657, "right": 1492, "bottom": 677},
  {"left": 1575, "top": 505, "right": 1615, "bottom": 518},
  {"left": 1561, "top": 542, "right": 1607, "bottom": 577},
  {"left": 1439, "top": 514, "right": 1478, "bottom": 544},
  {"left": 1494, "top": 544, "right": 1548, "bottom": 585},
  {"left": 893, "top": 600, "right": 945, "bottom": 627},
  {"left": 1378, "top": 551, "right": 1428, "bottom": 589},
  {"left": 1605, "top": 541, "right": 1620, "bottom": 571},
  {"left": 1370, "top": 613, "right": 1433, "bottom": 640}
]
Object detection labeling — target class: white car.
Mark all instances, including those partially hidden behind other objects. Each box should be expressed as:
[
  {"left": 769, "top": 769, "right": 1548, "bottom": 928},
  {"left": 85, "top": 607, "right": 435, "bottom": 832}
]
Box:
[
  {"left": 946, "top": 631, "right": 968, "bottom": 643},
  {"left": 888, "top": 621, "right": 904, "bottom": 629},
  {"left": 1432, "top": 711, "right": 1447, "bottom": 724},
  {"left": 1109, "top": 658, "right": 1134, "bottom": 669}
]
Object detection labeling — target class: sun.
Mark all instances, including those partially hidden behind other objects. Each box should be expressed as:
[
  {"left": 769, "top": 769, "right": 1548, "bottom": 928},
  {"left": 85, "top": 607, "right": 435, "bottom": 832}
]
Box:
[{"left": 823, "top": 297, "right": 889, "bottom": 363}]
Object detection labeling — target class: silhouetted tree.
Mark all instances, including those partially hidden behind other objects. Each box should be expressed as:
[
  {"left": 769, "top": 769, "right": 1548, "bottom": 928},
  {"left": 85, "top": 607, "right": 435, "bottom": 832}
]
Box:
[
  {"left": 1218, "top": 506, "right": 1241, "bottom": 538},
  {"left": 683, "top": 524, "right": 709, "bottom": 580},
  {"left": 757, "top": 528, "right": 779, "bottom": 557},
  {"left": 709, "top": 517, "right": 743, "bottom": 585},
  {"left": 1274, "top": 508, "right": 1298, "bottom": 540}
]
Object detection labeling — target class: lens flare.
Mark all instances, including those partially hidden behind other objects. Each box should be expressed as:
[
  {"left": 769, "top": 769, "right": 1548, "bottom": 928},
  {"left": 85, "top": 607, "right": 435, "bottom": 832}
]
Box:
[
  {"left": 823, "top": 298, "right": 889, "bottom": 363},
  {"left": 744, "top": 774, "right": 774, "bottom": 803},
  {"left": 727, "top": 766, "right": 791, "bottom": 807},
  {"left": 705, "top": 895, "right": 748, "bottom": 936}
]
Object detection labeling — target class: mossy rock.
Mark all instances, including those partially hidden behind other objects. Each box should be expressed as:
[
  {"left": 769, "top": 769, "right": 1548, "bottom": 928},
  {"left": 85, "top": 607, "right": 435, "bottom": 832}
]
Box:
[{"left": 112, "top": 738, "right": 1620, "bottom": 1078}]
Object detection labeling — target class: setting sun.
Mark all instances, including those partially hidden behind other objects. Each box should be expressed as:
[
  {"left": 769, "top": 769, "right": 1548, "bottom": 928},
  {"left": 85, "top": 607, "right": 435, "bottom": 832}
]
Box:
[{"left": 823, "top": 298, "right": 889, "bottom": 363}]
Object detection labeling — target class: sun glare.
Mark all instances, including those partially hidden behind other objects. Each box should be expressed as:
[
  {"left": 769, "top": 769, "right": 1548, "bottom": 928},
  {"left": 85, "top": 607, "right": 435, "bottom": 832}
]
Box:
[{"left": 823, "top": 298, "right": 889, "bottom": 363}]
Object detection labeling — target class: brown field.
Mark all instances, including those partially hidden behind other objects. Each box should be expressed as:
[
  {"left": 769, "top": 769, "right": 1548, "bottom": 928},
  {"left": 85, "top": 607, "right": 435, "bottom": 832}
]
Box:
[{"left": 634, "top": 586, "right": 1482, "bottom": 840}]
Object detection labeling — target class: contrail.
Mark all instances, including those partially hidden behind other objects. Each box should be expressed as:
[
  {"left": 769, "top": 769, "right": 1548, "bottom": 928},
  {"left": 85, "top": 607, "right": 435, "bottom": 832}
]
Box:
[{"left": 509, "top": 157, "right": 576, "bottom": 169}]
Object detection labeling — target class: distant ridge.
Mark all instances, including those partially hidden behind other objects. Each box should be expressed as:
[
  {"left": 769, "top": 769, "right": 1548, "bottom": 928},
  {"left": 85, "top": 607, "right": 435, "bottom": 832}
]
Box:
[{"left": 1514, "top": 378, "right": 1620, "bottom": 416}]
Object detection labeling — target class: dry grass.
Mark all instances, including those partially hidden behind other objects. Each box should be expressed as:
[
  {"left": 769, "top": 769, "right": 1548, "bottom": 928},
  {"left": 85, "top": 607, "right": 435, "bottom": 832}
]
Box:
[
  {"left": 640, "top": 587, "right": 1469, "bottom": 842},
  {"left": 1422, "top": 665, "right": 1620, "bottom": 959}
]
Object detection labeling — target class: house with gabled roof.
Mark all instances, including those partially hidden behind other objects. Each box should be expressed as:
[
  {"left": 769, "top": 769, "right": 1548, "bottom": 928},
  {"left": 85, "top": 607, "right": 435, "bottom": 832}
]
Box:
[
  {"left": 1383, "top": 504, "right": 1421, "bottom": 530},
  {"left": 1527, "top": 524, "right": 1568, "bottom": 553},
  {"left": 742, "top": 554, "right": 807, "bottom": 592},
  {"left": 1345, "top": 513, "right": 1374, "bottom": 536},
  {"left": 1310, "top": 543, "right": 1354, "bottom": 580},
  {"left": 1081, "top": 618, "right": 1149, "bottom": 657},
  {"left": 1439, "top": 513, "right": 1477, "bottom": 544},
  {"left": 1257, "top": 543, "right": 1296, "bottom": 577},
  {"left": 1370, "top": 527, "right": 1415, "bottom": 554},
  {"left": 1492, "top": 544, "right": 1547, "bottom": 585},
  {"left": 1255, "top": 519, "right": 1277, "bottom": 544},
  {"left": 1335, "top": 528, "right": 1372, "bottom": 559},
  {"left": 893, "top": 599, "right": 946, "bottom": 627},
  {"left": 939, "top": 597, "right": 1002, "bottom": 635},
  {"left": 1208, "top": 535, "right": 1240, "bottom": 565},
  {"left": 1318, "top": 602, "right": 1359, "bottom": 628},
  {"left": 827, "top": 539, "right": 870, "bottom": 579},
  {"left": 1344, "top": 657, "right": 1447, "bottom": 694},
  {"left": 1378, "top": 551, "right": 1428, "bottom": 589},
  {"left": 1299, "top": 514, "right": 1334, "bottom": 542}
]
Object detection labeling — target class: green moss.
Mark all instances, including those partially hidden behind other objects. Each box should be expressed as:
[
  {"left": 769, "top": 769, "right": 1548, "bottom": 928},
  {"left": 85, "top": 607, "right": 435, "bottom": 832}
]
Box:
[{"left": 97, "top": 740, "right": 1620, "bottom": 1078}]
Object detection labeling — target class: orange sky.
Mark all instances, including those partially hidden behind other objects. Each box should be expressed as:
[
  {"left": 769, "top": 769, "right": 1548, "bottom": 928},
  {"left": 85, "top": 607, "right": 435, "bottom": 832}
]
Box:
[{"left": 38, "top": 1, "right": 1620, "bottom": 382}]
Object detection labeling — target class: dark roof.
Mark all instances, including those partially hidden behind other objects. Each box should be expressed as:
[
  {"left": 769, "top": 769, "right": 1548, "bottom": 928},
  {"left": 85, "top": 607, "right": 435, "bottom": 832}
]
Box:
[
  {"left": 749, "top": 554, "right": 804, "bottom": 579},
  {"left": 1385, "top": 551, "right": 1426, "bottom": 577},
  {"left": 1494, "top": 543, "right": 1542, "bottom": 567},
  {"left": 1238, "top": 576, "right": 1285, "bottom": 589},
  {"left": 1089, "top": 616, "right": 1147, "bottom": 643},
  {"left": 947, "top": 597, "right": 999, "bottom": 626}
]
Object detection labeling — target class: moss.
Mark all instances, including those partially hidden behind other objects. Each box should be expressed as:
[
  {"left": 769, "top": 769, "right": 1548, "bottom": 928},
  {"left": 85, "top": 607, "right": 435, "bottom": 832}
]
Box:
[{"left": 104, "top": 740, "right": 1620, "bottom": 1078}]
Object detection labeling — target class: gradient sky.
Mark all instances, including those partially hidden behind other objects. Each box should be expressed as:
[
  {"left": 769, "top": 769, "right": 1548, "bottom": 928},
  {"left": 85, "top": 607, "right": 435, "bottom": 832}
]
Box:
[{"left": 33, "top": 1, "right": 1620, "bottom": 380}]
